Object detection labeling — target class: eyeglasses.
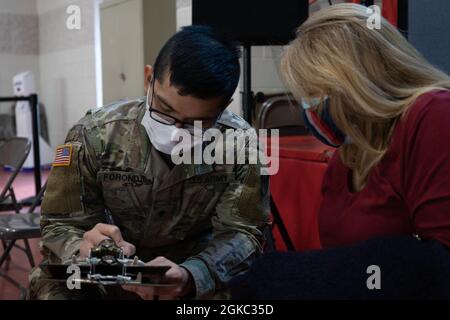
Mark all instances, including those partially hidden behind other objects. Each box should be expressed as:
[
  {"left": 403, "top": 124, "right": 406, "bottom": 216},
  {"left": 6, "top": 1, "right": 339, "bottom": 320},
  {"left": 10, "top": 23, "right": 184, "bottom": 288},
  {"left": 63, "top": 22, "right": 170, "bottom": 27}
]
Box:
[{"left": 147, "top": 81, "right": 223, "bottom": 135}]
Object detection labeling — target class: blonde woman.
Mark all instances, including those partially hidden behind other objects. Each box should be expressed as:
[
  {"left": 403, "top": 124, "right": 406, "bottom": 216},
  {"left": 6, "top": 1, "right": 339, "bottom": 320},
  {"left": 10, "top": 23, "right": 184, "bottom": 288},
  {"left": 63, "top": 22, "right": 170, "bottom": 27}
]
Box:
[{"left": 230, "top": 3, "right": 450, "bottom": 299}]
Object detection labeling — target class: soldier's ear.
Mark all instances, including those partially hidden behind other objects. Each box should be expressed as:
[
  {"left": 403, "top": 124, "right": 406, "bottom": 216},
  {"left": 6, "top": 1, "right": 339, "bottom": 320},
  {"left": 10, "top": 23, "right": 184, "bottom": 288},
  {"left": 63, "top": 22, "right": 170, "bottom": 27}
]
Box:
[{"left": 144, "top": 65, "right": 154, "bottom": 93}]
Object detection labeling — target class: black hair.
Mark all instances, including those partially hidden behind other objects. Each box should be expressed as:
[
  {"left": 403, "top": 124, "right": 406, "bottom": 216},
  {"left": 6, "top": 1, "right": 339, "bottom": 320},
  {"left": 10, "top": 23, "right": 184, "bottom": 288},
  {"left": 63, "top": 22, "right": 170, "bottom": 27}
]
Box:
[{"left": 153, "top": 25, "right": 241, "bottom": 102}]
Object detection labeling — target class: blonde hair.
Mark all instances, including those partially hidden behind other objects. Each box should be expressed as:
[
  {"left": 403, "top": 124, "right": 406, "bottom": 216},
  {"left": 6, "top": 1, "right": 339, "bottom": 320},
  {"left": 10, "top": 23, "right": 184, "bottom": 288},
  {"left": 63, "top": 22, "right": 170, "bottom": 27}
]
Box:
[{"left": 281, "top": 3, "right": 450, "bottom": 191}]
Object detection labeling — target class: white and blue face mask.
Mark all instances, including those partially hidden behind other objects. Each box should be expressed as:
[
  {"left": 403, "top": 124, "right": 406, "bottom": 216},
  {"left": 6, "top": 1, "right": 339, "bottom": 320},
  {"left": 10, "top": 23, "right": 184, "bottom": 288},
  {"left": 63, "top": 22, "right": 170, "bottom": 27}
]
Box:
[
  {"left": 301, "top": 96, "right": 348, "bottom": 148},
  {"left": 142, "top": 86, "right": 204, "bottom": 155}
]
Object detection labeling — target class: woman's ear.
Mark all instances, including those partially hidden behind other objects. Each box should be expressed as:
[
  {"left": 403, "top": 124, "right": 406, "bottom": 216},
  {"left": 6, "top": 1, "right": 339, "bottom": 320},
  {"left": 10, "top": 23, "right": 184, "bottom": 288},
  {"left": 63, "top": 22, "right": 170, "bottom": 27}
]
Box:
[{"left": 144, "top": 65, "right": 154, "bottom": 93}]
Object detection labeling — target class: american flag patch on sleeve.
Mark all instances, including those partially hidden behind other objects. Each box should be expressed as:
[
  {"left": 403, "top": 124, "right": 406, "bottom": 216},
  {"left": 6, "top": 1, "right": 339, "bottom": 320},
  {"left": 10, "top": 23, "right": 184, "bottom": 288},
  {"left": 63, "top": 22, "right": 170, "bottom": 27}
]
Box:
[{"left": 53, "top": 144, "right": 73, "bottom": 167}]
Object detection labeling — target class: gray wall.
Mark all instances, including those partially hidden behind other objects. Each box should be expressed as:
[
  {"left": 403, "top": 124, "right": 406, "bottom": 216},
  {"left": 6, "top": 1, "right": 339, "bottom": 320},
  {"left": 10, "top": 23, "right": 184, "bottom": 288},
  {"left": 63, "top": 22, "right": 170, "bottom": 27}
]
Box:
[
  {"left": 0, "top": 0, "right": 39, "bottom": 101},
  {"left": 409, "top": 0, "right": 450, "bottom": 74},
  {"left": 143, "top": 0, "right": 176, "bottom": 66}
]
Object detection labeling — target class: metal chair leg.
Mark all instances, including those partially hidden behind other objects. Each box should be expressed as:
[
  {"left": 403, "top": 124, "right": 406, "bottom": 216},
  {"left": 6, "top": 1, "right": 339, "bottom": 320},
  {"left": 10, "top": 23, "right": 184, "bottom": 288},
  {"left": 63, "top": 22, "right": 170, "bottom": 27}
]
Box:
[
  {"left": 0, "top": 269, "right": 27, "bottom": 300},
  {"left": 23, "top": 239, "right": 35, "bottom": 268},
  {"left": 1, "top": 240, "right": 12, "bottom": 271},
  {"left": 0, "top": 239, "right": 16, "bottom": 268},
  {"left": 9, "top": 187, "right": 21, "bottom": 214},
  {"left": 1, "top": 239, "right": 10, "bottom": 255},
  {"left": 0, "top": 265, "right": 27, "bottom": 300}
]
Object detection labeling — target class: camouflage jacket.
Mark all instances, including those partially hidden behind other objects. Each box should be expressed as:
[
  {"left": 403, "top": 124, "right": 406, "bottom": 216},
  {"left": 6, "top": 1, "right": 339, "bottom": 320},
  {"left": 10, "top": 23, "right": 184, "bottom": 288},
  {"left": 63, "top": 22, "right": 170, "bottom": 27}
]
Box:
[{"left": 40, "top": 98, "right": 270, "bottom": 299}]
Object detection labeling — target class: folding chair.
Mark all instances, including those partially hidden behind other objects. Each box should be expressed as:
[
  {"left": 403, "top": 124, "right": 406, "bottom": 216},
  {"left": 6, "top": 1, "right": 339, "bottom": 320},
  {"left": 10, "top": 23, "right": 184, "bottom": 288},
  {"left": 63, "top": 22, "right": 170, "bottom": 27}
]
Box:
[
  {"left": 0, "top": 137, "right": 39, "bottom": 299},
  {"left": 258, "top": 96, "right": 303, "bottom": 251},
  {"left": 0, "top": 183, "right": 45, "bottom": 299},
  {"left": 0, "top": 138, "right": 31, "bottom": 266},
  {"left": 257, "top": 95, "right": 308, "bottom": 136},
  {"left": 0, "top": 137, "right": 31, "bottom": 213}
]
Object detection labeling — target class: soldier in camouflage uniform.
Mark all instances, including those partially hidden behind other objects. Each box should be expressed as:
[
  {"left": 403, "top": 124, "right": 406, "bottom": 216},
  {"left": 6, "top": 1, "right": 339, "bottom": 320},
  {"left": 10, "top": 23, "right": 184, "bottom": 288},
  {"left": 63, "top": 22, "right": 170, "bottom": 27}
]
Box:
[{"left": 29, "top": 26, "right": 270, "bottom": 300}]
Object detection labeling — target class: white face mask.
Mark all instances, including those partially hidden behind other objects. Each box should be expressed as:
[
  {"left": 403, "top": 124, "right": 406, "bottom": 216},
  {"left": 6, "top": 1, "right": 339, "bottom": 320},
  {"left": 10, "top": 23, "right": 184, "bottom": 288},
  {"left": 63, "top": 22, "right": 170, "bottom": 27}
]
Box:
[{"left": 141, "top": 95, "right": 204, "bottom": 155}]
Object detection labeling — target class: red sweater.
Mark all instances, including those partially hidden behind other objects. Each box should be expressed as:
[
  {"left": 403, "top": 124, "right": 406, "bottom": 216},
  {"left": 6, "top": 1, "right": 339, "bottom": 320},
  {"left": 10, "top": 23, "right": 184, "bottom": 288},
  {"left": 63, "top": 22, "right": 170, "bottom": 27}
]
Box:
[{"left": 319, "top": 90, "right": 450, "bottom": 249}]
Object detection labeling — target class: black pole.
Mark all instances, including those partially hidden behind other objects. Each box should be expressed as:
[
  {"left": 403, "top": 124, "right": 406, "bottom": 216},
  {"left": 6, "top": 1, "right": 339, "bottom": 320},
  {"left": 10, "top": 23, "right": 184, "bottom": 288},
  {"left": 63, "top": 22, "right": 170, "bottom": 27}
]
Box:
[
  {"left": 361, "top": 0, "right": 374, "bottom": 6},
  {"left": 397, "top": 0, "right": 409, "bottom": 39},
  {"left": 0, "top": 96, "right": 30, "bottom": 103},
  {"left": 29, "top": 94, "right": 42, "bottom": 195},
  {"left": 270, "top": 195, "right": 295, "bottom": 251},
  {"left": 242, "top": 44, "right": 253, "bottom": 124}
]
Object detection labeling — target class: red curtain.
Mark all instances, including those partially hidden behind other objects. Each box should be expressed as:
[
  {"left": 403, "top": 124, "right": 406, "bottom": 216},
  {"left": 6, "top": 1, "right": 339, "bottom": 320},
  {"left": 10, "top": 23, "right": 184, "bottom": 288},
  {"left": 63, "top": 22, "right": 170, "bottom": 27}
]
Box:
[{"left": 382, "top": 0, "right": 398, "bottom": 26}]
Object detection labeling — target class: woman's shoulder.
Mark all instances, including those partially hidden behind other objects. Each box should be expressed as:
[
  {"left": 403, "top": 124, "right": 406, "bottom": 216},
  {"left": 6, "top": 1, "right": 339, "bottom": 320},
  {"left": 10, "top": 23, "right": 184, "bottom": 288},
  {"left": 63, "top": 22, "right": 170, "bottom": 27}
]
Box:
[
  {"left": 394, "top": 89, "right": 450, "bottom": 171},
  {"left": 403, "top": 89, "right": 450, "bottom": 128}
]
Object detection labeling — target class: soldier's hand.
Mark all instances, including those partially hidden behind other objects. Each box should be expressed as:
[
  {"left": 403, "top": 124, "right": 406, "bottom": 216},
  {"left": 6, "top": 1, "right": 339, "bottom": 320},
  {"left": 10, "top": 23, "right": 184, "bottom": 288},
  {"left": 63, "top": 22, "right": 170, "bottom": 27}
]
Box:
[
  {"left": 122, "top": 256, "right": 195, "bottom": 300},
  {"left": 79, "top": 223, "right": 136, "bottom": 258}
]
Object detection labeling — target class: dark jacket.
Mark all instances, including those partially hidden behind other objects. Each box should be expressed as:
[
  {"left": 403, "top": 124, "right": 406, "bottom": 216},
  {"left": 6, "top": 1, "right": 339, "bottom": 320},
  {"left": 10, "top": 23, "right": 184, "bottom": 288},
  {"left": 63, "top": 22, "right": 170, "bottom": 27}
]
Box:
[{"left": 230, "top": 235, "right": 450, "bottom": 300}]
